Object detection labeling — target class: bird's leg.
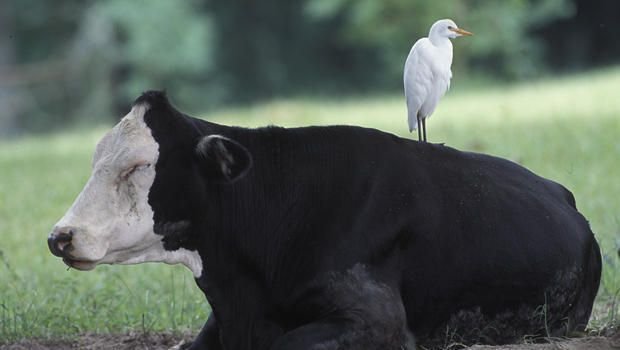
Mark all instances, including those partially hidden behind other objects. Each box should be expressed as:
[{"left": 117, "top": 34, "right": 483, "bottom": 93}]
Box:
[
  {"left": 422, "top": 119, "right": 427, "bottom": 142},
  {"left": 417, "top": 115, "right": 422, "bottom": 142}
]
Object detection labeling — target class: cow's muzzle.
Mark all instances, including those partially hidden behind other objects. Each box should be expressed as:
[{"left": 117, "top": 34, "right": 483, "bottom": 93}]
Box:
[{"left": 48, "top": 227, "right": 74, "bottom": 258}]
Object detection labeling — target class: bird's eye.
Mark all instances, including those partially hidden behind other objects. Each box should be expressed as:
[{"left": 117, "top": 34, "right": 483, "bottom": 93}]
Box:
[{"left": 448, "top": 26, "right": 454, "bottom": 30}]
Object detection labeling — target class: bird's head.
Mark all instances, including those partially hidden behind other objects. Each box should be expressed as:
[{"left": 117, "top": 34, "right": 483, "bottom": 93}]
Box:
[{"left": 430, "top": 19, "right": 473, "bottom": 40}]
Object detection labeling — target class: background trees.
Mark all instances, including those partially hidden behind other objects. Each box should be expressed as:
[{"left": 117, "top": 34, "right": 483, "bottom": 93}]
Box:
[{"left": 1, "top": 0, "right": 619, "bottom": 136}]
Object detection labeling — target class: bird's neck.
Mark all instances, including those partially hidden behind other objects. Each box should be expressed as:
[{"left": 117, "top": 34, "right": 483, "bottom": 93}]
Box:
[{"left": 429, "top": 34, "right": 452, "bottom": 48}]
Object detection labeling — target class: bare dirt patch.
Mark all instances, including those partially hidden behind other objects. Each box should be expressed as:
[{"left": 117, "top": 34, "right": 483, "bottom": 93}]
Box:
[
  {"left": 0, "top": 332, "right": 193, "bottom": 350},
  {"left": 468, "top": 334, "right": 620, "bottom": 350},
  {"left": 1, "top": 329, "right": 618, "bottom": 350}
]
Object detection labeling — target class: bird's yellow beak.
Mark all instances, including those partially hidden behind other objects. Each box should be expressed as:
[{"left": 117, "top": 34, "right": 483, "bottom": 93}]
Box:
[{"left": 450, "top": 27, "right": 473, "bottom": 36}]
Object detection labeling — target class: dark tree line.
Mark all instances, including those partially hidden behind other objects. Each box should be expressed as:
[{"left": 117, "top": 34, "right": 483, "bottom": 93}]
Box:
[
  {"left": 536, "top": 0, "right": 620, "bottom": 70},
  {"left": 0, "top": 0, "right": 619, "bottom": 136}
]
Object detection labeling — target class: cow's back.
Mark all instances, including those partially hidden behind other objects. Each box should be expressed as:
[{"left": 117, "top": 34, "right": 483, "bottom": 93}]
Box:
[
  {"left": 391, "top": 142, "right": 600, "bottom": 346},
  {"left": 208, "top": 124, "right": 601, "bottom": 347}
]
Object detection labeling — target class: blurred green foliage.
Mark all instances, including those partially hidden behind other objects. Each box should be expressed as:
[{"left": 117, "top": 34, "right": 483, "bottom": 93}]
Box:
[
  {"left": 1, "top": 0, "right": 619, "bottom": 135},
  {"left": 305, "top": 0, "right": 574, "bottom": 80}
]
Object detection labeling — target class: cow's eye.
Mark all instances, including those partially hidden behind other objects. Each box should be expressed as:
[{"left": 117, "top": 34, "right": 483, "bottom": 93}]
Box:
[{"left": 121, "top": 163, "right": 151, "bottom": 180}]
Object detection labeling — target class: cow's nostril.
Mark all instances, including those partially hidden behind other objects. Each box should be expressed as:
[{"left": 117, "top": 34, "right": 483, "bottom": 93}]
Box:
[{"left": 48, "top": 228, "right": 74, "bottom": 258}]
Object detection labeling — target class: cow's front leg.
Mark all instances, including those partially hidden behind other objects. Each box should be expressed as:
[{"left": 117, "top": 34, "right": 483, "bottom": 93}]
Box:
[
  {"left": 181, "top": 313, "right": 221, "bottom": 350},
  {"left": 269, "top": 319, "right": 347, "bottom": 350},
  {"left": 269, "top": 316, "right": 415, "bottom": 350},
  {"left": 271, "top": 264, "right": 415, "bottom": 350}
]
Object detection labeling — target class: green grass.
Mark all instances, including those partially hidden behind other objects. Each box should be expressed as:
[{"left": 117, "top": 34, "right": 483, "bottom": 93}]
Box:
[{"left": 1, "top": 68, "right": 619, "bottom": 341}]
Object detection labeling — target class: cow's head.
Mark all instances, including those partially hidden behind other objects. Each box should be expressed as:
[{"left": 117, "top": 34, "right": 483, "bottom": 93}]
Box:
[{"left": 47, "top": 91, "right": 252, "bottom": 277}]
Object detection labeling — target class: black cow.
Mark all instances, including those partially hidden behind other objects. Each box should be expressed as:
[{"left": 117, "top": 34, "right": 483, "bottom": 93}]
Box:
[{"left": 48, "top": 91, "right": 602, "bottom": 349}]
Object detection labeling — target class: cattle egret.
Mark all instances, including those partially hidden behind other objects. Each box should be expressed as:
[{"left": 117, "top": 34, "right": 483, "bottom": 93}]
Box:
[{"left": 404, "top": 19, "right": 472, "bottom": 142}]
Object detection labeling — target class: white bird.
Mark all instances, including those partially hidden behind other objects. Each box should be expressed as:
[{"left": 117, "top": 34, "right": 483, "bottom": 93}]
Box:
[{"left": 404, "top": 19, "right": 472, "bottom": 142}]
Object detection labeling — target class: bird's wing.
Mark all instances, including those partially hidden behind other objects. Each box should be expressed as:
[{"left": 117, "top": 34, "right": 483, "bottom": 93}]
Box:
[
  {"left": 424, "top": 65, "right": 452, "bottom": 119},
  {"left": 403, "top": 38, "right": 434, "bottom": 132}
]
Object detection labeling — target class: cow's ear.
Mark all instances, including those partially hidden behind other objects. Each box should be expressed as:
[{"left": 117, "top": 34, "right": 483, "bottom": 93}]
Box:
[{"left": 195, "top": 135, "right": 252, "bottom": 183}]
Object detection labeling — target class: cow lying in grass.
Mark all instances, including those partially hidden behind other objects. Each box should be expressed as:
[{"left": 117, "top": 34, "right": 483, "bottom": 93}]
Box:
[{"left": 48, "top": 91, "right": 601, "bottom": 350}]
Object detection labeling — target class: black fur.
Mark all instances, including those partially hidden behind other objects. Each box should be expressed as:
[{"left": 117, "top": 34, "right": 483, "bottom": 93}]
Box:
[{"left": 136, "top": 91, "right": 602, "bottom": 350}]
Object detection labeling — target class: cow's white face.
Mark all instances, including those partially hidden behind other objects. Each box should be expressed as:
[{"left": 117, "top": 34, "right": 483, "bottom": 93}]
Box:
[{"left": 49, "top": 103, "right": 203, "bottom": 276}]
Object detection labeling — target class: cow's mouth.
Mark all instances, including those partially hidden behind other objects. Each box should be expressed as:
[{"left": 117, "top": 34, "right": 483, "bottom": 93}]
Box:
[{"left": 62, "top": 257, "right": 98, "bottom": 271}]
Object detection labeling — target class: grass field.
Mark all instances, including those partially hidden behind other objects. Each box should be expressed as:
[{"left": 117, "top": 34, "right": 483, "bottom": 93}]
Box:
[{"left": 1, "top": 68, "right": 619, "bottom": 342}]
